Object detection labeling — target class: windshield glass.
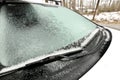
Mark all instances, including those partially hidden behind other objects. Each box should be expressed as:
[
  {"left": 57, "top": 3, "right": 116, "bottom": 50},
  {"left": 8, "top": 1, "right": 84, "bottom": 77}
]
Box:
[{"left": 0, "top": 2, "right": 97, "bottom": 66}]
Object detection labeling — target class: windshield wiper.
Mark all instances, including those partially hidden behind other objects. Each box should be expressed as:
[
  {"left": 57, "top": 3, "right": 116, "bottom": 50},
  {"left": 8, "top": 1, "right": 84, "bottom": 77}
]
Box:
[{"left": 0, "top": 28, "right": 101, "bottom": 77}]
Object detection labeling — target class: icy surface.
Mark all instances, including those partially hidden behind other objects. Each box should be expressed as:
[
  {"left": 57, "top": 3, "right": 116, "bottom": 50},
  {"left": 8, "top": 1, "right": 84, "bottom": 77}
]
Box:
[{"left": 0, "top": 4, "right": 96, "bottom": 66}]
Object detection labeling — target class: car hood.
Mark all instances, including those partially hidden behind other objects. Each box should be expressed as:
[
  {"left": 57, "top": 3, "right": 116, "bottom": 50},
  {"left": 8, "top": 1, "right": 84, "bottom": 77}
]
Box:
[{"left": 80, "top": 27, "right": 119, "bottom": 80}]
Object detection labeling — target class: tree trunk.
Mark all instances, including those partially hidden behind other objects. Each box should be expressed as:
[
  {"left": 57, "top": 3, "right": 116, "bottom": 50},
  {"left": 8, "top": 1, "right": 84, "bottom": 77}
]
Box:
[
  {"left": 80, "top": 0, "right": 83, "bottom": 13},
  {"left": 109, "top": 0, "right": 112, "bottom": 7},
  {"left": 62, "top": 0, "right": 66, "bottom": 7},
  {"left": 92, "top": 0, "right": 96, "bottom": 11},
  {"left": 45, "top": 0, "right": 48, "bottom": 3},
  {"left": 71, "top": 0, "right": 76, "bottom": 10},
  {"left": 92, "top": 0, "right": 100, "bottom": 20}
]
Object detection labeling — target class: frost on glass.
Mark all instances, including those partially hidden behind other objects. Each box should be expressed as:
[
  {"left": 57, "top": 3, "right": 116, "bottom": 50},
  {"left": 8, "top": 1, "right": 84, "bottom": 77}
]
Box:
[{"left": 0, "top": 3, "right": 96, "bottom": 66}]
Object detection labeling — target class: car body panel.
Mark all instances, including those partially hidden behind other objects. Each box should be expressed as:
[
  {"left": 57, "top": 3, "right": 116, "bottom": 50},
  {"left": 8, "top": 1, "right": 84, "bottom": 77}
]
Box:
[{"left": 80, "top": 28, "right": 120, "bottom": 80}]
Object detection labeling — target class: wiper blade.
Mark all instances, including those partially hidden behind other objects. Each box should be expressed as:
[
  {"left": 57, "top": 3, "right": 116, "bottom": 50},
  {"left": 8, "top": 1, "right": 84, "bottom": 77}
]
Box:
[{"left": 0, "top": 28, "right": 100, "bottom": 77}]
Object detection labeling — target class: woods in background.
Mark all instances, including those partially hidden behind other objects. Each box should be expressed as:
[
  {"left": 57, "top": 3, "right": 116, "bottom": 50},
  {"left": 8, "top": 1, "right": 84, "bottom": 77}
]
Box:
[
  {"left": 44, "top": 0, "right": 120, "bottom": 20},
  {"left": 45, "top": 0, "right": 120, "bottom": 13}
]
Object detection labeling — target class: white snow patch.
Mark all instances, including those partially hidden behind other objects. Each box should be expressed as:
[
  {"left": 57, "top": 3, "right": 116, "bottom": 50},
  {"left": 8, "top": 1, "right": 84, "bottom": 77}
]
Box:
[{"left": 84, "top": 11, "right": 120, "bottom": 22}]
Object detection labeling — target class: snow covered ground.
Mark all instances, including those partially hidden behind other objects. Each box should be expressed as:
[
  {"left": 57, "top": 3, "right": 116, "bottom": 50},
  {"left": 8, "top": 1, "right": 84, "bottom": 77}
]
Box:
[{"left": 83, "top": 11, "right": 120, "bottom": 22}]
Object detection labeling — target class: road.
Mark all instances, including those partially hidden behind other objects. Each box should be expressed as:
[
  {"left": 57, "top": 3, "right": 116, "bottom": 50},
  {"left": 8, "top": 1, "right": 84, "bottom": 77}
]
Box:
[{"left": 98, "top": 23, "right": 120, "bottom": 30}]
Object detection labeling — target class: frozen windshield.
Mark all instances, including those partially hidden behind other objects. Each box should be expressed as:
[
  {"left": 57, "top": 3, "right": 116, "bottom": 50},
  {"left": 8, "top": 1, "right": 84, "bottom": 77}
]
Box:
[{"left": 0, "top": 2, "right": 97, "bottom": 66}]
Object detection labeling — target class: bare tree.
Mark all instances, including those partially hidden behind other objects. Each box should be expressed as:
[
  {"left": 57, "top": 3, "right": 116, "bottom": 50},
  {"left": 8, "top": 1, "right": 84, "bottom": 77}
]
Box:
[
  {"left": 62, "top": 0, "right": 66, "bottom": 7},
  {"left": 68, "top": 0, "right": 71, "bottom": 9},
  {"left": 92, "top": 0, "right": 97, "bottom": 11},
  {"left": 45, "top": 0, "right": 48, "bottom": 3},
  {"left": 71, "top": 0, "right": 76, "bottom": 10},
  {"left": 80, "top": 0, "right": 83, "bottom": 12},
  {"left": 92, "top": 0, "right": 100, "bottom": 20},
  {"left": 109, "top": 0, "right": 112, "bottom": 6}
]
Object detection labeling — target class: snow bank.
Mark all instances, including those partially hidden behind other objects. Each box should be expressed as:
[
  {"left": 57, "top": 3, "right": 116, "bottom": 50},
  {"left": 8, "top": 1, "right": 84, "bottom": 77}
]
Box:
[{"left": 84, "top": 11, "right": 120, "bottom": 22}]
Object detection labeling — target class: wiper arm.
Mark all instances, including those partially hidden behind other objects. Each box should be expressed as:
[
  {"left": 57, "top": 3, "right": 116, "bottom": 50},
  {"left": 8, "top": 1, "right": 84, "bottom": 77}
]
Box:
[{"left": 0, "top": 28, "right": 100, "bottom": 77}]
